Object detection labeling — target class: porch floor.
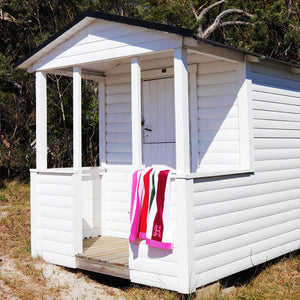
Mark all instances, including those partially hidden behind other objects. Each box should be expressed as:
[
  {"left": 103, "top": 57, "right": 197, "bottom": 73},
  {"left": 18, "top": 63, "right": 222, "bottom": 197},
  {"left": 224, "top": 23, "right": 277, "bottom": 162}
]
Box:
[{"left": 76, "top": 236, "right": 129, "bottom": 279}]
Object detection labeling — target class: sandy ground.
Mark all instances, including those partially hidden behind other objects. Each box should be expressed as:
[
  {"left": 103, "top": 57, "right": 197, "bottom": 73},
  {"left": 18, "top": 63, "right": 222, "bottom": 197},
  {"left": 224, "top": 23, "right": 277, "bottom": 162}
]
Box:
[{"left": 0, "top": 256, "right": 126, "bottom": 299}]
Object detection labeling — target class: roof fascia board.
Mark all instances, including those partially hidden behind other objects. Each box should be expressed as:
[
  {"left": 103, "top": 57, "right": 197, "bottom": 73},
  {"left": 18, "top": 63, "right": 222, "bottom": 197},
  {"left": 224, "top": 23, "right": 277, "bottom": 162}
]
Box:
[
  {"left": 291, "top": 67, "right": 300, "bottom": 74},
  {"left": 16, "top": 17, "right": 96, "bottom": 70},
  {"left": 86, "top": 11, "right": 193, "bottom": 37},
  {"left": 246, "top": 55, "right": 261, "bottom": 63},
  {"left": 184, "top": 37, "right": 243, "bottom": 63}
]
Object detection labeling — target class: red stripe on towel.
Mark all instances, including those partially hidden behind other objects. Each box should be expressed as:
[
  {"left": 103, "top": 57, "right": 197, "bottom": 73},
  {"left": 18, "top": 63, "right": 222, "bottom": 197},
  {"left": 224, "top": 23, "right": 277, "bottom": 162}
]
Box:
[
  {"left": 151, "top": 170, "right": 169, "bottom": 242},
  {"left": 139, "top": 168, "right": 153, "bottom": 239}
]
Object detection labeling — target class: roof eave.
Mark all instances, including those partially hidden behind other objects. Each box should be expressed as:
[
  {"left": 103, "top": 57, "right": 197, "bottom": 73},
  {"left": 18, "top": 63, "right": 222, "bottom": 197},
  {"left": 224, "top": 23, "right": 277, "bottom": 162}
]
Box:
[
  {"left": 191, "top": 35, "right": 300, "bottom": 70},
  {"left": 14, "top": 10, "right": 194, "bottom": 70}
]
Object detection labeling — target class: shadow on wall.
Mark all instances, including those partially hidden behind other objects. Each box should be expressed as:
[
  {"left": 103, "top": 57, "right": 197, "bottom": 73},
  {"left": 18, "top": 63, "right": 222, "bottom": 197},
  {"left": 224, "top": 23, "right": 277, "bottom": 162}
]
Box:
[
  {"left": 130, "top": 241, "right": 173, "bottom": 259},
  {"left": 197, "top": 62, "right": 241, "bottom": 171}
]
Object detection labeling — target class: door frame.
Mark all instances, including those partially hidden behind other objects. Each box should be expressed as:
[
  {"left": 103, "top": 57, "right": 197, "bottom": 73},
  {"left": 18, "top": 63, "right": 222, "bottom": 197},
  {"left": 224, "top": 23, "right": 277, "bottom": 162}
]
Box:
[{"left": 140, "top": 65, "right": 198, "bottom": 171}]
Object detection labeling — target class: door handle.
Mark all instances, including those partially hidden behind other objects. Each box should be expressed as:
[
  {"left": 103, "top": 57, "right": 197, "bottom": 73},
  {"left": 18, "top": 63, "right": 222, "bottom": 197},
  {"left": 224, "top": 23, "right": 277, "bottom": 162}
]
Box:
[{"left": 144, "top": 127, "right": 152, "bottom": 132}]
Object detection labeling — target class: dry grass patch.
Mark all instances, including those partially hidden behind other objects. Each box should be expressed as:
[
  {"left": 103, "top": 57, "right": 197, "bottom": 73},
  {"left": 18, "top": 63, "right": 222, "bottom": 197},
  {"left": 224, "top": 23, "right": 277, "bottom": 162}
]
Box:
[
  {"left": 226, "top": 252, "right": 300, "bottom": 300},
  {"left": 122, "top": 284, "right": 182, "bottom": 299},
  {"left": 0, "top": 180, "right": 63, "bottom": 299}
]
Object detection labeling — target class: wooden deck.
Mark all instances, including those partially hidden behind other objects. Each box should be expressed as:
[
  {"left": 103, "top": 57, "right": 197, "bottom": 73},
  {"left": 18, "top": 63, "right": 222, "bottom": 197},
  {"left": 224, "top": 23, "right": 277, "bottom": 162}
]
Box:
[{"left": 76, "top": 236, "right": 129, "bottom": 279}]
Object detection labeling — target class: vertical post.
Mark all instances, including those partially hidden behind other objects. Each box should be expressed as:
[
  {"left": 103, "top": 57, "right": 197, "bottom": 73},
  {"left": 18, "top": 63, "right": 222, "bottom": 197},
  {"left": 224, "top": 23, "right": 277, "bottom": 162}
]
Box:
[
  {"left": 73, "top": 67, "right": 82, "bottom": 170},
  {"left": 237, "top": 61, "right": 254, "bottom": 170},
  {"left": 30, "top": 170, "right": 39, "bottom": 257},
  {"left": 175, "top": 178, "right": 195, "bottom": 293},
  {"left": 174, "top": 48, "right": 190, "bottom": 174},
  {"left": 98, "top": 81, "right": 106, "bottom": 166},
  {"left": 188, "top": 64, "right": 198, "bottom": 173},
  {"left": 131, "top": 57, "right": 142, "bottom": 168},
  {"left": 36, "top": 71, "right": 47, "bottom": 170}
]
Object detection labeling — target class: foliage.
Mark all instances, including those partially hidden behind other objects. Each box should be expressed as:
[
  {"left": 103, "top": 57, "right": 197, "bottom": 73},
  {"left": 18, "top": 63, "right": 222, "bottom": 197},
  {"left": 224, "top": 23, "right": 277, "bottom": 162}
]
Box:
[
  {"left": 137, "top": 0, "right": 299, "bottom": 62},
  {"left": 244, "top": 0, "right": 299, "bottom": 63},
  {"left": 0, "top": 0, "right": 299, "bottom": 178}
]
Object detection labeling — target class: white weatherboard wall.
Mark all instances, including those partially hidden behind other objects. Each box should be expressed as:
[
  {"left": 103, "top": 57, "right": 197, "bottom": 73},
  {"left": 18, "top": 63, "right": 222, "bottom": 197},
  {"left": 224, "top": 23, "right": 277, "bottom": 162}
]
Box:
[
  {"left": 197, "top": 60, "right": 240, "bottom": 172},
  {"left": 81, "top": 168, "right": 102, "bottom": 238},
  {"left": 129, "top": 178, "right": 181, "bottom": 291},
  {"left": 192, "top": 63, "right": 300, "bottom": 289},
  {"left": 33, "top": 171, "right": 81, "bottom": 268},
  {"left": 102, "top": 68, "right": 132, "bottom": 238},
  {"left": 32, "top": 168, "right": 103, "bottom": 266}
]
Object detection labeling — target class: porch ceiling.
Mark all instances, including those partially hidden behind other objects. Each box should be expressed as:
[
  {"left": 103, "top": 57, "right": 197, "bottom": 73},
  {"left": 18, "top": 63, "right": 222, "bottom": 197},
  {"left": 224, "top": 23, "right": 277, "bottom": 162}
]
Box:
[{"left": 48, "top": 49, "right": 224, "bottom": 81}]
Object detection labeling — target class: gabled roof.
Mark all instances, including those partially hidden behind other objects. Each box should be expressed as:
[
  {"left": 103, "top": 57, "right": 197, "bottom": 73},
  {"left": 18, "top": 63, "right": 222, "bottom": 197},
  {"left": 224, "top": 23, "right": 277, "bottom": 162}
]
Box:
[
  {"left": 14, "top": 10, "right": 193, "bottom": 69},
  {"left": 14, "top": 10, "right": 300, "bottom": 71}
]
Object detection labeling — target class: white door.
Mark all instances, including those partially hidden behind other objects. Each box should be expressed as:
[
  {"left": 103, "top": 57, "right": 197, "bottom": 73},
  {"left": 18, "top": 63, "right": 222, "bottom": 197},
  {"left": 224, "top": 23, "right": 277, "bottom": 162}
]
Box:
[{"left": 142, "top": 77, "right": 176, "bottom": 169}]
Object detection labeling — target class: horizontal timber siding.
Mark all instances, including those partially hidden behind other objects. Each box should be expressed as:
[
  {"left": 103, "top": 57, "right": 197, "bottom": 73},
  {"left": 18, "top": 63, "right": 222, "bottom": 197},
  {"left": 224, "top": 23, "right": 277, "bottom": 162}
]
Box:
[
  {"left": 193, "top": 63, "right": 300, "bottom": 288},
  {"left": 101, "top": 165, "right": 131, "bottom": 238},
  {"left": 105, "top": 69, "right": 132, "bottom": 165},
  {"left": 37, "top": 172, "right": 78, "bottom": 268},
  {"left": 197, "top": 61, "right": 240, "bottom": 171},
  {"left": 81, "top": 169, "right": 102, "bottom": 238}
]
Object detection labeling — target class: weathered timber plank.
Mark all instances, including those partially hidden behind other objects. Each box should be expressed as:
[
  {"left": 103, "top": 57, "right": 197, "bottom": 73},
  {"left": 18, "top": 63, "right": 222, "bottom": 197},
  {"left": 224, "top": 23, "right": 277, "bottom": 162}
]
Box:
[
  {"left": 76, "top": 256, "right": 129, "bottom": 279},
  {"left": 83, "top": 246, "right": 128, "bottom": 257},
  {"left": 78, "top": 236, "right": 130, "bottom": 278},
  {"left": 92, "top": 250, "right": 129, "bottom": 262},
  {"left": 83, "top": 241, "right": 127, "bottom": 253},
  {"left": 83, "top": 236, "right": 128, "bottom": 250}
]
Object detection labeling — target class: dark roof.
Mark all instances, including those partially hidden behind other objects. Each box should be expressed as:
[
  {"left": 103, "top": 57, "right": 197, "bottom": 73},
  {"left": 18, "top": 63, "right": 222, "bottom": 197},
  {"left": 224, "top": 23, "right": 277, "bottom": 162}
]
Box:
[
  {"left": 194, "top": 36, "right": 300, "bottom": 70},
  {"left": 14, "top": 10, "right": 300, "bottom": 70}
]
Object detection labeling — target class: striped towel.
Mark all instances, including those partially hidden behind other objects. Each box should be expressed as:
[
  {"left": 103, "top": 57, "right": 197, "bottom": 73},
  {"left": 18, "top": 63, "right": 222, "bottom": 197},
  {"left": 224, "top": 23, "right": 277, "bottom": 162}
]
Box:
[
  {"left": 129, "top": 168, "right": 173, "bottom": 250},
  {"left": 146, "top": 169, "right": 173, "bottom": 250}
]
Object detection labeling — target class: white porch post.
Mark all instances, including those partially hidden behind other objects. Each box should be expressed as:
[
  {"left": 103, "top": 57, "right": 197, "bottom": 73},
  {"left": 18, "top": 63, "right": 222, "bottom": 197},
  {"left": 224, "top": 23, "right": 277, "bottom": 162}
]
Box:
[
  {"left": 73, "top": 67, "right": 83, "bottom": 256},
  {"left": 174, "top": 48, "right": 190, "bottom": 173},
  {"left": 73, "top": 67, "right": 82, "bottom": 170},
  {"left": 36, "top": 71, "right": 47, "bottom": 170},
  {"left": 98, "top": 81, "right": 106, "bottom": 166},
  {"left": 131, "top": 57, "right": 142, "bottom": 168}
]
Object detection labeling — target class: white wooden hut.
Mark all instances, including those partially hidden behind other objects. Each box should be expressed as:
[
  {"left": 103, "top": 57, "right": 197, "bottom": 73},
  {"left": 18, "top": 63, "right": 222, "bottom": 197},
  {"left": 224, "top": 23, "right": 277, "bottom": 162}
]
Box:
[{"left": 15, "top": 11, "right": 300, "bottom": 294}]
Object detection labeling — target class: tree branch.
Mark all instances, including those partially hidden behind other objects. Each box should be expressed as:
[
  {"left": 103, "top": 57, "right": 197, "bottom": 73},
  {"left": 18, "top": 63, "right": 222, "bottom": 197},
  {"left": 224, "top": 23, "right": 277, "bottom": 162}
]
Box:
[
  {"left": 214, "top": 8, "right": 253, "bottom": 24},
  {"left": 0, "top": 8, "right": 16, "bottom": 22},
  {"left": 192, "top": 1, "right": 226, "bottom": 36},
  {"left": 198, "top": 0, "right": 227, "bottom": 20},
  {"left": 287, "top": 0, "right": 292, "bottom": 18},
  {"left": 220, "top": 20, "right": 252, "bottom": 27},
  {"left": 201, "top": 8, "right": 253, "bottom": 38},
  {"left": 290, "top": 24, "right": 300, "bottom": 30}
]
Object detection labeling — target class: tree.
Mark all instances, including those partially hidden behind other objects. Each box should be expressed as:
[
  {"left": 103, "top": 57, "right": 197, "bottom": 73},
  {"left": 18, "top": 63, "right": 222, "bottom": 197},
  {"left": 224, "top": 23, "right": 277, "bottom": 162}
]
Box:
[
  {"left": 191, "top": 0, "right": 253, "bottom": 39},
  {"left": 242, "top": 0, "right": 299, "bottom": 64},
  {"left": 0, "top": 0, "right": 142, "bottom": 177},
  {"left": 137, "top": 0, "right": 299, "bottom": 63}
]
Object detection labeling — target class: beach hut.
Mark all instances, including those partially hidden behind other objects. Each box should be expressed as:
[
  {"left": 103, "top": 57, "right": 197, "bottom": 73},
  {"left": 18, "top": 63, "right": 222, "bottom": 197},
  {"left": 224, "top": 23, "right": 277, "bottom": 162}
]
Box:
[{"left": 15, "top": 11, "right": 300, "bottom": 294}]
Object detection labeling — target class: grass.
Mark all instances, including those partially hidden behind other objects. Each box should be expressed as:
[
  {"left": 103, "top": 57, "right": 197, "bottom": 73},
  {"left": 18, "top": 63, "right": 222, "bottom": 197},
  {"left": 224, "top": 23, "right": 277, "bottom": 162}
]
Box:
[
  {"left": 0, "top": 180, "right": 299, "bottom": 299},
  {"left": 224, "top": 252, "right": 300, "bottom": 300},
  {"left": 0, "top": 180, "right": 62, "bottom": 299}
]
